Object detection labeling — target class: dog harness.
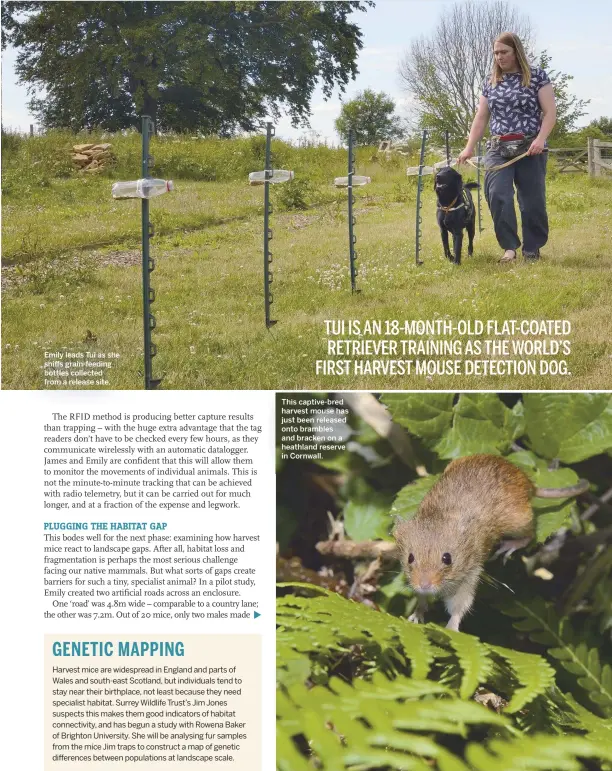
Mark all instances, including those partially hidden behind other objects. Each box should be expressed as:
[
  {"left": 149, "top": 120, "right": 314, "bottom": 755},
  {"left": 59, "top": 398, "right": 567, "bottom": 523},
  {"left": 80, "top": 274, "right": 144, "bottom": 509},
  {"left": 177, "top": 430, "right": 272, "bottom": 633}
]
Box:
[
  {"left": 437, "top": 195, "right": 460, "bottom": 213},
  {"left": 437, "top": 189, "right": 472, "bottom": 214}
]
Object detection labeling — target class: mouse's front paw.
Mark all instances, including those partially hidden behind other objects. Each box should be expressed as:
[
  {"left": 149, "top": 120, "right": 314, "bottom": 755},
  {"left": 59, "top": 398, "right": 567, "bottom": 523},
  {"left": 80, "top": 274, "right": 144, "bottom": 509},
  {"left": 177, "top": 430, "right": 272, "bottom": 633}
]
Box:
[
  {"left": 408, "top": 612, "right": 424, "bottom": 624},
  {"left": 493, "top": 535, "right": 532, "bottom": 563}
]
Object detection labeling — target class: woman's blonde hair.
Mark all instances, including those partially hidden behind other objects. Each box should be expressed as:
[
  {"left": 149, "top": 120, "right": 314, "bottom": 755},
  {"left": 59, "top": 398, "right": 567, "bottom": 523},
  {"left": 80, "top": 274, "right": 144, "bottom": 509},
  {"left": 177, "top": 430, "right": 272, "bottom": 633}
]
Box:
[{"left": 491, "top": 32, "right": 531, "bottom": 86}]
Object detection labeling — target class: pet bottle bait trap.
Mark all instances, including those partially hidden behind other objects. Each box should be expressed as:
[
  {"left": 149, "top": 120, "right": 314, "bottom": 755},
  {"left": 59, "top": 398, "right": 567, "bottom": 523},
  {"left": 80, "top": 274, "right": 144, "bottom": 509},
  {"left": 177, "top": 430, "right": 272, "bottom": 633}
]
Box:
[{"left": 111, "top": 178, "right": 174, "bottom": 199}]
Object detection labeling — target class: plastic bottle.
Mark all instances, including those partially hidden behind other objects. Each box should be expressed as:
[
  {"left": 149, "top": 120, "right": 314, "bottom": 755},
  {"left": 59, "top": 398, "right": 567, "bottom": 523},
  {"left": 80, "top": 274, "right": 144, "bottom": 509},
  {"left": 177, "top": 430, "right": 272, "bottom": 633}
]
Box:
[
  {"left": 333, "top": 175, "right": 371, "bottom": 187},
  {"left": 248, "top": 170, "right": 294, "bottom": 186},
  {"left": 111, "top": 178, "right": 174, "bottom": 199},
  {"left": 433, "top": 159, "right": 458, "bottom": 170},
  {"left": 406, "top": 166, "right": 434, "bottom": 177}
]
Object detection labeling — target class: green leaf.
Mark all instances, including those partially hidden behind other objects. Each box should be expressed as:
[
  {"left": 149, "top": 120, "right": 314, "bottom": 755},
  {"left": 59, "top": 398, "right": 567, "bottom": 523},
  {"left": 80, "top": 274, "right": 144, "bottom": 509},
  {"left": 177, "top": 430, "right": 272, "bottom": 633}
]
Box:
[
  {"left": 534, "top": 502, "right": 576, "bottom": 542},
  {"left": 384, "top": 393, "right": 525, "bottom": 459},
  {"left": 276, "top": 724, "right": 313, "bottom": 771},
  {"left": 378, "top": 570, "right": 412, "bottom": 599},
  {"left": 530, "top": 467, "right": 581, "bottom": 542},
  {"left": 488, "top": 645, "right": 556, "bottom": 712},
  {"left": 428, "top": 627, "right": 493, "bottom": 700},
  {"left": 532, "top": 467, "right": 582, "bottom": 499},
  {"left": 277, "top": 591, "right": 611, "bottom": 771},
  {"left": 562, "top": 692, "right": 612, "bottom": 743},
  {"left": 343, "top": 493, "right": 394, "bottom": 541},
  {"left": 506, "top": 448, "right": 539, "bottom": 471},
  {"left": 277, "top": 589, "right": 434, "bottom": 681},
  {"left": 524, "top": 393, "right": 612, "bottom": 462},
  {"left": 497, "top": 597, "right": 612, "bottom": 715},
  {"left": 466, "top": 735, "right": 612, "bottom": 770},
  {"left": 391, "top": 475, "right": 439, "bottom": 520},
  {"left": 382, "top": 393, "right": 455, "bottom": 443},
  {"left": 391, "top": 698, "right": 514, "bottom": 735},
  {"left": 434, "top": 393, "right": 525, "bottom": 459}
]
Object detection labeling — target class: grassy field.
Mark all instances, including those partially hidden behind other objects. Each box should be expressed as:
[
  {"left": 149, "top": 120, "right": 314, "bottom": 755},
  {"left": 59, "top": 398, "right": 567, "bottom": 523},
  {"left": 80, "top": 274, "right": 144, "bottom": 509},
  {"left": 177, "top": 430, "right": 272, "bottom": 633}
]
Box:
[{"left": 2, "top": 130, "right": 612, "bottom": 390}]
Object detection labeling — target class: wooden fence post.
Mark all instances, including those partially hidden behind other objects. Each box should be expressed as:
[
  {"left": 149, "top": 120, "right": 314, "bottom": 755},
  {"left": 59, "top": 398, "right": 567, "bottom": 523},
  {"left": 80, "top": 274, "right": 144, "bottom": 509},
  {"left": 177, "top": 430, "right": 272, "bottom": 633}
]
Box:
[{"left": 593, "top": 139, "right": 602, "bottom": 177}]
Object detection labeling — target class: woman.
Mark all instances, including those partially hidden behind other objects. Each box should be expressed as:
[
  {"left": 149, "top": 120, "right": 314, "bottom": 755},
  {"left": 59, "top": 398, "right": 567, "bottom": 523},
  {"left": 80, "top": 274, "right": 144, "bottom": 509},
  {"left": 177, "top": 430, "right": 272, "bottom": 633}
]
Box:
[{"left": 458, "top": 32, "right": 556, "bottom": 263}]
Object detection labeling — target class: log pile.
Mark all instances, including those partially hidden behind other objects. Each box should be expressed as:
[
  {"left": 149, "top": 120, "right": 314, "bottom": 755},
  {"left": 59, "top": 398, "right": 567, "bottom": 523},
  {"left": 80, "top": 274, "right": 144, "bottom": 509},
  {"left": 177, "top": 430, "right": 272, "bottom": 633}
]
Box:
[{"left": 72, "top": 143, "right": 115, "bottom": 173}]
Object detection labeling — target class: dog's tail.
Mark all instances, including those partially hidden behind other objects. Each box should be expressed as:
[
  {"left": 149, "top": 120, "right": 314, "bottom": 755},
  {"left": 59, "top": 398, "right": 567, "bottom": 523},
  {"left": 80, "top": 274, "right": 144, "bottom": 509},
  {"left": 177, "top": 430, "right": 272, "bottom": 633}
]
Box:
[{"left": 464, "top": 181, "right": 480, "bottom": 190}]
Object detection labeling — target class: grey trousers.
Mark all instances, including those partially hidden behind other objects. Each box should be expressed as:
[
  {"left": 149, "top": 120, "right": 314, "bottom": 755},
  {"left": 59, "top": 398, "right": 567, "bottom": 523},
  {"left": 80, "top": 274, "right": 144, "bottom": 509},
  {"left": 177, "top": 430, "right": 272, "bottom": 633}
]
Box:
[{"left": 484, "top": 147, "right": 548, "bottom": 253}]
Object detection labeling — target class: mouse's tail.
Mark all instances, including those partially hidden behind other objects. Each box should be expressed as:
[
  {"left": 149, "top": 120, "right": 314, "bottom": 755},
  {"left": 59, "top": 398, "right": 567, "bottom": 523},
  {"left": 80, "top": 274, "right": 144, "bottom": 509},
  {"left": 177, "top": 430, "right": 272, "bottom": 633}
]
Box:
[{"left": 534, "top": 479, "right": 589, "bottom": 499}]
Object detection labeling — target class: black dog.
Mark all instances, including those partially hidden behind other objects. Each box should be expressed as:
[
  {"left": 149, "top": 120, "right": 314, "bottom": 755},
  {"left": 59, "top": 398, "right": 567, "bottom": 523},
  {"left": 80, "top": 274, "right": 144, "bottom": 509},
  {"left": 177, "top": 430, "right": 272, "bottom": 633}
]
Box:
[{"left": 434, "top": 166, "right": 479, "bottom": 265}]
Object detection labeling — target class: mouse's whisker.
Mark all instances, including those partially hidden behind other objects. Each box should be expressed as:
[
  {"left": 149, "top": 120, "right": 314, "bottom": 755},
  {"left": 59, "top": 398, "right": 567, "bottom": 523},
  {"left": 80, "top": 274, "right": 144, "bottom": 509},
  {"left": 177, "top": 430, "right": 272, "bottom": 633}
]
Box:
[{"left": 480, "top": 571, "right": 515, "bottom": 594}]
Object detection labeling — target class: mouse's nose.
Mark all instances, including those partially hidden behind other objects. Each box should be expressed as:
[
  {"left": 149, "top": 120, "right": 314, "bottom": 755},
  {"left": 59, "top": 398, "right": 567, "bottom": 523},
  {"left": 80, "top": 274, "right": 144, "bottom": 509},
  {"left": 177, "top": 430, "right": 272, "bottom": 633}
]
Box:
[{"left": 414, "top": 575, "right": 439, "bottom": 594}]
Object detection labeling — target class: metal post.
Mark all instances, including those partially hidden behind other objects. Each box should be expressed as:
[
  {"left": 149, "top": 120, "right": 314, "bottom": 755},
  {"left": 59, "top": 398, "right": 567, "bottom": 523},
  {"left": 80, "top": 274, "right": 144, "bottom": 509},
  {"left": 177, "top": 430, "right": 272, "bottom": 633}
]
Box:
[
  {"left": 415, "top": 129, "right": 428, "bottom": 266},
  {"left": 263, "top": 123, "right": 277, "bottom": 327},
  {"left": 445, "top": 130, "right": 450, "bottom": 166},
  {"left": 141, "top": 115, "right": 161, "bottom": 389},
  {"left": 347, "top": 129, "right": 360, "bottom": 293},
  {"left": 477, "top": 139, "right": 483, "bottom": 233}
]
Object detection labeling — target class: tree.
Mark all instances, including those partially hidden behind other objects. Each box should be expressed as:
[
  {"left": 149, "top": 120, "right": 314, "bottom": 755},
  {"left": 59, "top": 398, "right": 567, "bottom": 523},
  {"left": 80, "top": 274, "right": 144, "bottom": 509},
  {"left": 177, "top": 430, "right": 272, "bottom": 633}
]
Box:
[
  {"left": 588, "top": 116, "right": 612, "bottom": 136},
  {"left": 538, "top": 51, "right": 589, "bottom": 139},
  {"left": 1, "top": 1, "right": 373, "bottom": 134},
  {"left": 334, "top": 89, "right": 405, "bottom": 145},
  {"left": 398, "top": 0, "right": 534, "bottom": 141}
]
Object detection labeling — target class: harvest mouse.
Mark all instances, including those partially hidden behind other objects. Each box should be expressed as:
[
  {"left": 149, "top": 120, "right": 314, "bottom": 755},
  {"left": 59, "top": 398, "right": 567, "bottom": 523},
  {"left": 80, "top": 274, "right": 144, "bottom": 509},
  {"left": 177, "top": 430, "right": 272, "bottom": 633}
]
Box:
[{"left": 393, "top": 454, "right": 588, "bottom": 632}]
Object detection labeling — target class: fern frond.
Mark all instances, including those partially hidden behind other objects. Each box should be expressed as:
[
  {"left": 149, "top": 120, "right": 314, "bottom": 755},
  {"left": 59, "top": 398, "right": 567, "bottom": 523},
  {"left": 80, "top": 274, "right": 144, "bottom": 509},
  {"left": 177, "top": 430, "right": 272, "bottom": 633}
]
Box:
[
  {"left": 354, "top": 671, "right": 450, "bottom": 701},
  {"left": 276, "top": 724, "right": 313, "bottom": 771},
  {"left": 498, "top": 597, "right": 612, "bottom": 715},
  {"left": 488, "top": 645, "right": 556, "bottom": 713},
  {"left": 343, "top": 749, "right": 437, "bottom": 771},
  {"left": 285, "top": 675, "right": 513, "bottom": 769},
  {"left": 427, "top": 627, "right": 493, "bottom": 700},
  {"left": 466, "top": 734, "right": 612, "bottom": 771},
  {"left": 592, "top": 579, "right": 612, "bottom": 637},
  {"left": 563, "top": 692, "right": 612, "bottom": 743},
  {"left": 277, "top": 588, "right": 434, "bottom": 681},
  {"left": 391, "top": 617, "right": 434, "bottom": 680},
  {"left": 277, "top": 591, "right": 612, "bottom": 769},
  {"left": 276, "top": 639, "right": 312, "bottom": 687}
]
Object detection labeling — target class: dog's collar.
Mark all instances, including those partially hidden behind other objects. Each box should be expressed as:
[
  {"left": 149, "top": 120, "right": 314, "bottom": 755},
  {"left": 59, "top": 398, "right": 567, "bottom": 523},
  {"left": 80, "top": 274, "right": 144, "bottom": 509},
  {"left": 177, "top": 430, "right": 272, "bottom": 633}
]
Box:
[{"left": 438, "top": 195, "right": 464, "bottom": 213}]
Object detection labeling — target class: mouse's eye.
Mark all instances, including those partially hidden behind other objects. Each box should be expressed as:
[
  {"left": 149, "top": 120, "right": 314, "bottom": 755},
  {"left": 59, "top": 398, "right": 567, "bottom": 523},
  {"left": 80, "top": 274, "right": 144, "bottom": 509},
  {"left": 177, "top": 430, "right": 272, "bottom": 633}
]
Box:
[
  {"left": 408, "top": 553, "right": 415, "bottom": 565},
  {"left": 442, "top": 553, "right": 452, "bottom": 566}
]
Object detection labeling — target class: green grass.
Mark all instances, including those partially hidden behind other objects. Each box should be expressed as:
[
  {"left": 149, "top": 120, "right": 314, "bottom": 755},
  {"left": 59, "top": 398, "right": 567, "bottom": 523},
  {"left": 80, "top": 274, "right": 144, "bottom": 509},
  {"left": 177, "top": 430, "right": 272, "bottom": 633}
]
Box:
[{"left": 2, "top": 132, "right": 611, "bottom": 390}]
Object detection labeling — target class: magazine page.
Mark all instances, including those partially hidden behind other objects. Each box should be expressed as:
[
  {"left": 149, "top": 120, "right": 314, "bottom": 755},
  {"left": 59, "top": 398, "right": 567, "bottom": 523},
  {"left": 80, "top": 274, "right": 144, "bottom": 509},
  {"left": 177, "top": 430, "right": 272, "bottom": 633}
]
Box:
[
  {"left": 2, "top": 1, "right": 612, "bottom": 770},
  {"left": 3, "top": 391, "right": 275, "bottom": 769}
]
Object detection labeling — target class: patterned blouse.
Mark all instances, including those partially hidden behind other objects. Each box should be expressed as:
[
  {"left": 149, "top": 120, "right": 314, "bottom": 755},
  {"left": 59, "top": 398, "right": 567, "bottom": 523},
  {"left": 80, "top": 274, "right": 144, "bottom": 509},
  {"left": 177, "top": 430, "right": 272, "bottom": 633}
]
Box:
[{"left": 483, "top": 66, "right": 551, "bottom": 136}]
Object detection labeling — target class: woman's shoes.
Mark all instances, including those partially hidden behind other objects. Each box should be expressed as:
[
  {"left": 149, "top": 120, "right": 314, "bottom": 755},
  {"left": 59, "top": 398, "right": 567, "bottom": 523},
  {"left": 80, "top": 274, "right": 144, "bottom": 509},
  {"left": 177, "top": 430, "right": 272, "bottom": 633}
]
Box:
[
  {"left": 523, "top": 249, "right": 541, "bottom": 262},
  {"left": 498, "top": 248, "right": 541, "bottom": 263}
]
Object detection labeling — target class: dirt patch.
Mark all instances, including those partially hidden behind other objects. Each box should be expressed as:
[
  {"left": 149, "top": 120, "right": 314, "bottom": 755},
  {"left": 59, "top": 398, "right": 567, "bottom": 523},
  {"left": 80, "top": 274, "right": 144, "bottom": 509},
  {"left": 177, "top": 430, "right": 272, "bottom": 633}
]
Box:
[
  {"left": 1, "top": 248, "right": 141, "bottom": 293},
  {"left": 290, "top": 213, "right": 320, "bottom": 230},
  {"left": 90, "top": 249, "right": 141, "bottom": 267}
]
